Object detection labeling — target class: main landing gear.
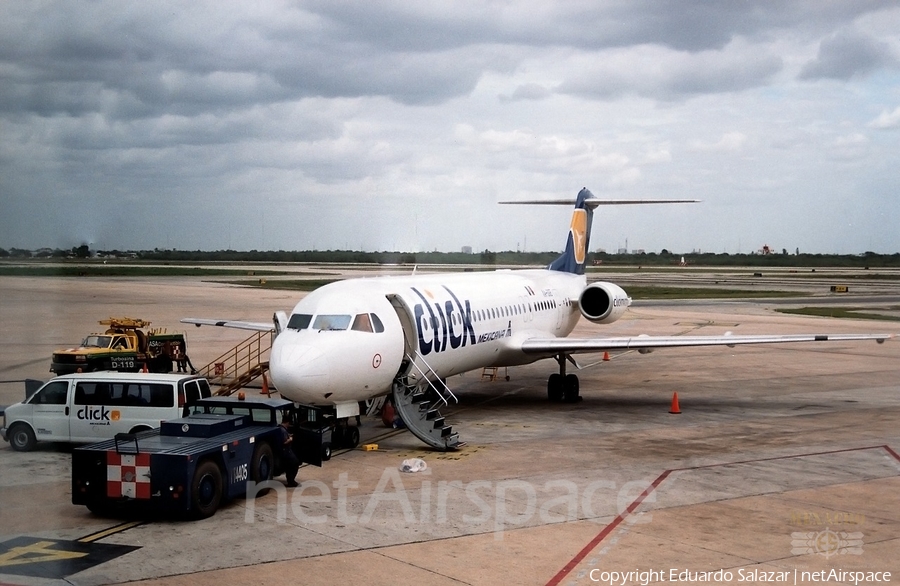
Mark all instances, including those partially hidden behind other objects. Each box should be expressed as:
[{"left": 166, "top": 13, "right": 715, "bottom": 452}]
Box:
[{"left": 547, "top": 354, "right": 581, "bottom": 403}]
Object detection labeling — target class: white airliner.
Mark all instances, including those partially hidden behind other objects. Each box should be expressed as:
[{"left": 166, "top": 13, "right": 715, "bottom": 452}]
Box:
[{"left": 184, "top": 188, "right": 891, "bottom": 449}]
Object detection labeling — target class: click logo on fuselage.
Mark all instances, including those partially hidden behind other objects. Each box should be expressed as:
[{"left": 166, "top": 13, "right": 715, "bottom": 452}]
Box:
[{"left": 411, "top": 286, "right": 476, "bottom": 357}]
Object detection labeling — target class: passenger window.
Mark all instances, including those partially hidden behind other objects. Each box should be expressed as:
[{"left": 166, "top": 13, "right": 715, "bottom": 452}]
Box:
[
  {"left": 371, "top": 313, "right": 385, "bottom": 333},
  {"left": 287, "top": 313, "right": 313, "bottom": 330},
  {"left": 351, "top": 313, "right": 374, "bottom": 332},
  {"left": 124, "top": 383, "right": 146, "bottom": 405},
  {"left": 32, "top": 381, "right": 69, "bottom": 405},
  {"left": 144, "top": 384, "right": 174, "bottom": 407},
  {"left": 75, "top": 383, "right": 109, "bottom": 404}
]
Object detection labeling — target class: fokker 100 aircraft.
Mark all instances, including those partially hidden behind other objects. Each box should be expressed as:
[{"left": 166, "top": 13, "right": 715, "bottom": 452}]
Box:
[{"left": 184, "top": 188, "right": 891, "bottom": 449}]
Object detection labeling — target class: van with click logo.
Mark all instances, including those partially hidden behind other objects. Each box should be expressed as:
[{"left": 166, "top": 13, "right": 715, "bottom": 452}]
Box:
[{"left": 1, "top": 372, "right": 212, "bottom": 451}]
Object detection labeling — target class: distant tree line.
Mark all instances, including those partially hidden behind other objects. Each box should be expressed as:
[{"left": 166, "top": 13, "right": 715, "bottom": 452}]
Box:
[
  {"left": 0, "top": 245, "right": 91, "bottom": 259},
  {"left": 2, "top": 247, "right": 899, "bottom": 268}
]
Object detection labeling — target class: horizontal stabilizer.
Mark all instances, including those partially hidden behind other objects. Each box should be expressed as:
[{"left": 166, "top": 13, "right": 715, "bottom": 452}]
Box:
[{"left": 500, "top": 198, "right": 700, "bottom": 207}]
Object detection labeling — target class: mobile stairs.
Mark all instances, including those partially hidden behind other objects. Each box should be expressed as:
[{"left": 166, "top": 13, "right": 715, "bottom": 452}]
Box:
[
  {"left": 197, "top": 331, "right": 273, "bottom": 396},
  {"left": 391, "top": 353, "right": 460, "bottom": 450}
]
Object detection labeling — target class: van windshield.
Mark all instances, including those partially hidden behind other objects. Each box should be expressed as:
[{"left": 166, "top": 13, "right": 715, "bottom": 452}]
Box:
[{"left": 82, "top": 335, "right": 113, "bottom": 348}]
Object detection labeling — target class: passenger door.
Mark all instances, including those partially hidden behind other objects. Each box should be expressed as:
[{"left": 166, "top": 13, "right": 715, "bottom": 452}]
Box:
[{"left": 29, "top": 381, "right": 71, "bottom": 442}]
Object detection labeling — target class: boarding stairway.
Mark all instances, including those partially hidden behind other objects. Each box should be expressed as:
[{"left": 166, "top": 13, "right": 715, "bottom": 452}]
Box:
[
  {"left": 391, "top": 353, "right": 460, "bottom": 450},
  {"left": 197, "top": 331, "right": 273, "bottom": 396}
]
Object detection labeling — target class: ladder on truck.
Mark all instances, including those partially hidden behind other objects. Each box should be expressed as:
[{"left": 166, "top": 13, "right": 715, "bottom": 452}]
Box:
[{"left": 197, "top": 331, "right": 273, "bottom": 396}]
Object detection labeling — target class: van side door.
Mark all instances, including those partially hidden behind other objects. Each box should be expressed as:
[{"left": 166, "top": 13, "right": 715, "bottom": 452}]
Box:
[
  {"left": 29, "top": 381, "right": 72, "bottom": 442},
  {"left": 69, "top": 381, "right": 117, "bottom": 442}
]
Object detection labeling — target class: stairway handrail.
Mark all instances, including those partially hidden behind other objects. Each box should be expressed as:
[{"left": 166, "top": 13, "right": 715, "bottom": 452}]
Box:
[
  {"left": 405, "top": 352, "right": 458, "bottom": 406},
  {"left": 198, "top": 331, "right": 272, "bottom": 389}
]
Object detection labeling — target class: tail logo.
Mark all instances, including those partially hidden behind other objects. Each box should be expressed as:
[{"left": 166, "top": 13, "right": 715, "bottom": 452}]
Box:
[{"left": 571, "top": 209, "right": 587, "bottom": 265}]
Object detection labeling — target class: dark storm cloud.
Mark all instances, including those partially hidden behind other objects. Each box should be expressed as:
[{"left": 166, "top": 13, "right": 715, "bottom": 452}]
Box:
[
  {"left": 798, "top": 30, "right": 897, "bottom": 80},
  {"left": 304, "top": 0, "right": 896, "bottom": 53},
  {"left": 2, "top": 1, "right": 896, "bottom": 122}
]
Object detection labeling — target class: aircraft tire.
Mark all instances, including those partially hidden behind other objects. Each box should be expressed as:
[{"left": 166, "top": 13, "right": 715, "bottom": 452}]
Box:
[
  {"left": 332, "top": 426, "right": 345, "bottom": 447},
  {"left": 563, "top": 374, "right": 580, "bottom": 402},
  {"left": 547, "top": 374, "right": 564, "bottom": 402},
  {"left": 346, "top": 426, "right": 360, "bottom": 448}
]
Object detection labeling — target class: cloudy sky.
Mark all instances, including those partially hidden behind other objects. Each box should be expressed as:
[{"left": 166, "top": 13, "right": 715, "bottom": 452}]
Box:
[{"left": 2, "top": 1, "right": 899, "bottom": 255}]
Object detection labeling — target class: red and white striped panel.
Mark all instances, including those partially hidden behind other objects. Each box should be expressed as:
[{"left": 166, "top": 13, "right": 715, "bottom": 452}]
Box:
[{"left": 107, "top": 452, "right": 151, "bottom": 499}]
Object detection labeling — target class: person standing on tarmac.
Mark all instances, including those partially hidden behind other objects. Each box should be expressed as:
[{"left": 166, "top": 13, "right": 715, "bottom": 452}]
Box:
[{"left": 277, "top": 416, "right": 300, "bottom": 487}]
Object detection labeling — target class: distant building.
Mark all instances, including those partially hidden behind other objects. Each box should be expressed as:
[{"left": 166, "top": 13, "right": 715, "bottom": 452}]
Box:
[
  {"left": 461, "top": 246, "right": 473, "bottom": 254},
  {"left": 617, "top": 248, "right": 628, "bottom": 255}
]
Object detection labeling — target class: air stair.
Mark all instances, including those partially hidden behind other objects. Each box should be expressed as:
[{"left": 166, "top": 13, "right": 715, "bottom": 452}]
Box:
[
  {"left": 391, "top": 353, "right": 460, "bottom": 450},
  {"left": 197, "top": 331, "right": 273, "bottom": 396}
]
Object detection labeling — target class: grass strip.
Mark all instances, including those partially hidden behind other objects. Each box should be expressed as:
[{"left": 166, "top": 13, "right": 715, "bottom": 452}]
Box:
[{"left": 775, "top": 307, "right": 900, "bottom": 322}]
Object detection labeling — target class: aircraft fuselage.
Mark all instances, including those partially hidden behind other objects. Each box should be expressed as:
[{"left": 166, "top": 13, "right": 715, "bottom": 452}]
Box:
[{"left": 268, "top": 269, "right": 585, "bottom": 406}]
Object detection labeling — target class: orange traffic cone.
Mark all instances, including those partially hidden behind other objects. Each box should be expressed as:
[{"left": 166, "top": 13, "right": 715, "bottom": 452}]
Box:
[
  {"left": 141, "top": 363, "right": 148, "bottom": 373},
  {"left": 260, "top": 372, "right": 270, "bottom": 396},
  {"left": 602, "top": 351, "right": 611, "bottom": 362},
  {"left": 669, "top": 392, "right": 681, "bottom": 414}
]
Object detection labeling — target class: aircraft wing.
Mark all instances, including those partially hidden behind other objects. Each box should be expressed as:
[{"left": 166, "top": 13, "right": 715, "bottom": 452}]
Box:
[
  {"left": 181, "top": 318, "right": 274, "bottom": 332},
  {"left": 520, "top": 333, "right": 891, "bottom": 356}
]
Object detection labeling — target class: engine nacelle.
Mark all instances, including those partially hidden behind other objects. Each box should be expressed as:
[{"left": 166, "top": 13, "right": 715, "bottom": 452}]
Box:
[{"left": 578, "top": 282, "right": 631, "bottom": 324}]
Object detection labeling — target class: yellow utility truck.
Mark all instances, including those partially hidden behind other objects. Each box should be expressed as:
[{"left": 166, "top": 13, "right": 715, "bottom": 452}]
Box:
[{"left": 51, "top": 317, "right": 189, "bottom": 375}]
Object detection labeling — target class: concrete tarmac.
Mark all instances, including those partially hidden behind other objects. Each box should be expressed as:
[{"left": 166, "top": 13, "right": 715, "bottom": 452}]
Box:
[{"left": 0, "top": 275, "right": 898, "bottom": 586}]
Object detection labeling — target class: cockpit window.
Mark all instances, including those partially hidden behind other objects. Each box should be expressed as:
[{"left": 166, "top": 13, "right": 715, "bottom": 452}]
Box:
[
  {"left": 371, "top": 313, "right": 384, "bottom": 333},
  {"left": 313, "top": 314, "right": 351, "bottom": 331},
  {"left": 287, "top": 313, "right": 313, "bottom": 330},
  {"left": 351, "top": 313, "right": 373, "bottom": 332}
]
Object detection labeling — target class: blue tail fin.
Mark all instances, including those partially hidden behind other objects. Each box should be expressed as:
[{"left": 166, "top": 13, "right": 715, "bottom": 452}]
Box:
[{"left": 548, "top": 188, "right": 594, "bottom": 275}]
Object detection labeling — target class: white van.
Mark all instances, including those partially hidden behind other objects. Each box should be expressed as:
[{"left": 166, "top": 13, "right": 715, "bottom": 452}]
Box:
[{"left": 1, "top": 372, "right": 212, "bottom": 451}]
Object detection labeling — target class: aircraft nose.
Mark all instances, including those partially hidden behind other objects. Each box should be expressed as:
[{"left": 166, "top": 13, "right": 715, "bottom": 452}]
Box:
[{"left": 269, "top": 339, "right": 330, "bottom": 398}]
